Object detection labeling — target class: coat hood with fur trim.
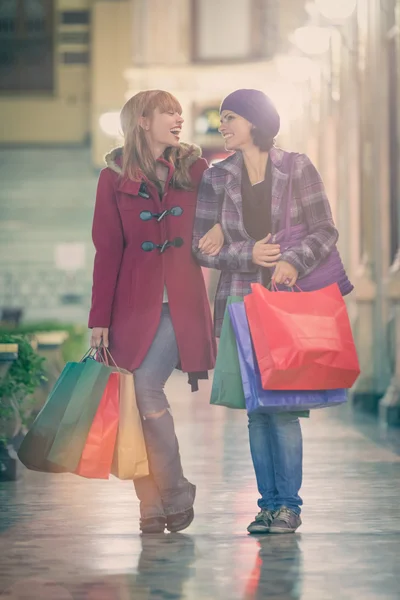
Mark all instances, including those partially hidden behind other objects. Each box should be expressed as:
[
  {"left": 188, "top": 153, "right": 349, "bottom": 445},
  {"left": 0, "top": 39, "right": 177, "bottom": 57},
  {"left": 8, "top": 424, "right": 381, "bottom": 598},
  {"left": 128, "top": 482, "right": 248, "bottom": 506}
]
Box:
[{"left": 104, "top": 143, "right": 203, "bottom": 175}]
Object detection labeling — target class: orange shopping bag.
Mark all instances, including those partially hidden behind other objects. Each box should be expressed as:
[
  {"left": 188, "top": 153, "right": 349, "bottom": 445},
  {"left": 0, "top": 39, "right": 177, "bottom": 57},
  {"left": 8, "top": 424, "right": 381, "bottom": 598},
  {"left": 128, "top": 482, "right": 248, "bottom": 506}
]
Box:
[
  {"left": 74, "top": 371, "right": 120, "bottom": 479},
  {"left": 244, "top": 283, "right": 360, "bottom": 390},
  {"left": 111, "top": 369, "right": 149, "bottom": 480}
]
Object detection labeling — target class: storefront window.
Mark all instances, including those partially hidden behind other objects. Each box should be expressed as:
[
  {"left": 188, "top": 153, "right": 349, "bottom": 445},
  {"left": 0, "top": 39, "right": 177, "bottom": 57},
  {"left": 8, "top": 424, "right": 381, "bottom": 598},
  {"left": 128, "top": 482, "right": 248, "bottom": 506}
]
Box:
[
  {"left": 0, "top": 0, "right": 54, "bottom": 92},
  {"left": 191, "top": 0, "right": 274, "bottom": 62}
]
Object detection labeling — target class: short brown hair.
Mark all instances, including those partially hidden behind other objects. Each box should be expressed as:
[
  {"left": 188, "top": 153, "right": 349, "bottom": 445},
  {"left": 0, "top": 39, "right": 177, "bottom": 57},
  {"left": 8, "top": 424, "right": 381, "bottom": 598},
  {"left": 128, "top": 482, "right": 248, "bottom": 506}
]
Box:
[{"left": 251, "top": 128, "right": 275, "bottom": 152}]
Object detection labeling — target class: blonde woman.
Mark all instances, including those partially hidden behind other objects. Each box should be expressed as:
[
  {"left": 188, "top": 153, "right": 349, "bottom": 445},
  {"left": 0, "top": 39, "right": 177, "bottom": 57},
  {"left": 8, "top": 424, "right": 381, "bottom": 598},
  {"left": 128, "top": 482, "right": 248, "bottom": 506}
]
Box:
[{"left": 89, "top": 90, "right": 216, "bottom": 534}]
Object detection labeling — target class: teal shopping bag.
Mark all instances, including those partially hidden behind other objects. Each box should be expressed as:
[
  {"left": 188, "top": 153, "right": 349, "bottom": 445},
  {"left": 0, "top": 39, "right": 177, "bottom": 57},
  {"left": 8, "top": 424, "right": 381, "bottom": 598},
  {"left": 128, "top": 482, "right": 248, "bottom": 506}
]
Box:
[
  {"left": 210, "top": 296, "right": 246, "bottom": 409},
  {"left": 47, "top": 359, "right": 114, "bottom": 471},
  {"left": 18, "top": 361, "right": 87, "bottom": 472}
]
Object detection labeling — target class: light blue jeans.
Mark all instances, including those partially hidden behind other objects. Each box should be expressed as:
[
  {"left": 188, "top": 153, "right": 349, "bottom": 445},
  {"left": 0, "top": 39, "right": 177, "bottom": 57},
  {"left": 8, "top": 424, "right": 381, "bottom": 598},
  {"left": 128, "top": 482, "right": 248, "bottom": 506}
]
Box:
[
  {"left": 133, "top": 305, "right": 196, "bottom": 519},
  {"left": 248, "top": 412, "right": 303, "bottom": 515}
]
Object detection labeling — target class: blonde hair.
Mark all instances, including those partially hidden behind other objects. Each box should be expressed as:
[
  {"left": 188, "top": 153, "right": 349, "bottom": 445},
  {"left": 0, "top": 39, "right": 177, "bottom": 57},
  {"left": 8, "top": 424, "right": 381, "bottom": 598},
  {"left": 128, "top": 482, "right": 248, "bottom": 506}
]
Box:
[{"left": 120, "top": 90, "right": 193, "bottom": 191}]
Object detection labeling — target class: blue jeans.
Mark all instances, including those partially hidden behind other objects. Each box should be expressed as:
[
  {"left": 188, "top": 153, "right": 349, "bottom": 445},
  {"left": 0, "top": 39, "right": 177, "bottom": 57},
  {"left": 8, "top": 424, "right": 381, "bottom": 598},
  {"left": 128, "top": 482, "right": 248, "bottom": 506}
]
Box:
[
  {"left": 133, "top": 305, "right": 196, "bottom": 520},
  {"left": 248, "top": 412, "right": 303, "bottom": 515}
]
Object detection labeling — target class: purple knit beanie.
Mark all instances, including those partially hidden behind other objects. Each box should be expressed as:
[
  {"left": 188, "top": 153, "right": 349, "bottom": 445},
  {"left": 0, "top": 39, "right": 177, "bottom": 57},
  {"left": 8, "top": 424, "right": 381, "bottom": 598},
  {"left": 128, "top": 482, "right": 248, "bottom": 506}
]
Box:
[{"left": 220, "top": 89, "right": 280, "bottom": 138}]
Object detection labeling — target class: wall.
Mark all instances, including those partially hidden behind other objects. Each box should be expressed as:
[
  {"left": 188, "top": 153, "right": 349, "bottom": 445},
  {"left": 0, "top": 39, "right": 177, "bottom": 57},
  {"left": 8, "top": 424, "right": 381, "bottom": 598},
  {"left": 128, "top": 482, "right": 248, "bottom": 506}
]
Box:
[
  {"left": 0, "top": 0, "right": 91, "bottom": 145},
  {"left": 90, "top": 0, "right": 132, "bottom": 168}
]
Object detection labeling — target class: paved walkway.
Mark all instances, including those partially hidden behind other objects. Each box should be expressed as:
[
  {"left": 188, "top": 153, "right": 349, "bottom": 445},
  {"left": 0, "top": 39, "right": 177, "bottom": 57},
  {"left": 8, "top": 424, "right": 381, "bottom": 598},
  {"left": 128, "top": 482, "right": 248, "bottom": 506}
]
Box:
[{"left": 1, "top": 372, "right": 400, "bottom": 599}]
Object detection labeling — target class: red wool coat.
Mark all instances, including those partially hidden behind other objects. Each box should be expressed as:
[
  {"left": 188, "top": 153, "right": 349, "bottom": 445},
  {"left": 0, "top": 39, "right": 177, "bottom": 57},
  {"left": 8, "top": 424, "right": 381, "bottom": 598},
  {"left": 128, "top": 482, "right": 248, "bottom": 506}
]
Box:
[{"left": 88, "top": 145, "right": 216, "bottom": 380}]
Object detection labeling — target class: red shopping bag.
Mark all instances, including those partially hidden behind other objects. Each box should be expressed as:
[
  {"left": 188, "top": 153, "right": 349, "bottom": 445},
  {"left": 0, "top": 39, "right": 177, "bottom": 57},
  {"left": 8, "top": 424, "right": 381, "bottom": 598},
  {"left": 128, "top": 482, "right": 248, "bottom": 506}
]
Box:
[
  {"left": 244, "top": 283, "right": 360, "bottom": 390},
  {"left": 74, "top": 371, "right": 120, "bottom": 479}
]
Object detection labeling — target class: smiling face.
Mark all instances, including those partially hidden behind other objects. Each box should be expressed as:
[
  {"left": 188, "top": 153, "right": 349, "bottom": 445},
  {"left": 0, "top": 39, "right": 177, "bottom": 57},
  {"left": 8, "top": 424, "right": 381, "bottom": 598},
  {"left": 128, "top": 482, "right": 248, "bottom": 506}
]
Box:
[
  {"left": 219, "top": 110, "right": 254, "bottom": 151},
  {"left": 120, "top": 90, "right": 187, "bottom": 179},
  {"left": 139, "top": 92, "right": 184, "bottom": 157},
  {"left": 145, "top": 107, "right": 184, "bottom": 151}
]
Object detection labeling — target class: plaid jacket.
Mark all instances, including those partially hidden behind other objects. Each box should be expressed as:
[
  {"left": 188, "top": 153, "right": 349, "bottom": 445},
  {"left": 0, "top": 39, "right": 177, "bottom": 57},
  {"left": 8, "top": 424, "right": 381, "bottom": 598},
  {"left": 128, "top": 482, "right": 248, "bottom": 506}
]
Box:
[{"left": 192, "top": 147, "right": 339, "bottom": 336}]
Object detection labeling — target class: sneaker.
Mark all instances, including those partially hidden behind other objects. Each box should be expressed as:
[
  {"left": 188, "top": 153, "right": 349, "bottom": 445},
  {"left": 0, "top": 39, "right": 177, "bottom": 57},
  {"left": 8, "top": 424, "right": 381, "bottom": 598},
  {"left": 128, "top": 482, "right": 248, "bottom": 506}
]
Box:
[
  {"left": 140, "top": 516, "right": 166, "bottom": 534},
  {"left": 247, "top": 509, "right": 276, "bottom": 534},
  {"left": 269, "top": 507, "right": 302, "bottom": 534}
]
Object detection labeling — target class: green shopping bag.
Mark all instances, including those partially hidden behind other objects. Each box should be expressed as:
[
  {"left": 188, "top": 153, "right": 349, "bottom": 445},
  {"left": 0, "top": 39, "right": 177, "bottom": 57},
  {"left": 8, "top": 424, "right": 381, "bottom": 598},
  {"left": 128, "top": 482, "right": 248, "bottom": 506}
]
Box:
[
  {"left": 210, "top": 296, "right": 246, "bottom": 409},
  {"left": 18, "top": 361, "right": 86, "bottom": 472},
  {"left": 47, "top": 358, "right": 114, "bottom": 471}
]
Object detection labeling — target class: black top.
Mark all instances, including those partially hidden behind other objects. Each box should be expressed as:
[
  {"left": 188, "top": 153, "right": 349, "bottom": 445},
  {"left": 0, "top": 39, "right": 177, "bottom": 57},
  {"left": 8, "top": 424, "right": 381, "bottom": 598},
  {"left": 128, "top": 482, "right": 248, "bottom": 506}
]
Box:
[{"left": 241, "top": 157, "right": 273, "bottom": 286}]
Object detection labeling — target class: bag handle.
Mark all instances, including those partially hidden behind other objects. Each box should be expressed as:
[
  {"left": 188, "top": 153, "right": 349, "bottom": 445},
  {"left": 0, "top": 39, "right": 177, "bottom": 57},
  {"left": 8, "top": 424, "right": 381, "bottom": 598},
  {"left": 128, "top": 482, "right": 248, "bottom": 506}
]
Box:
[
  {"left": 97, "top": 344, "right": 121, "bottom": 371},
  {"left": 80, "top": 347, "right": 99, "bottom": 362},
  {"left": 80, "top": 345, "right": 121, "bottom": 371},
  {"left": 271, "top": 281, "right": 303, "bottom": 293},
  {"left": 80, "top": 347, "right": 107, "bottom": 364}
]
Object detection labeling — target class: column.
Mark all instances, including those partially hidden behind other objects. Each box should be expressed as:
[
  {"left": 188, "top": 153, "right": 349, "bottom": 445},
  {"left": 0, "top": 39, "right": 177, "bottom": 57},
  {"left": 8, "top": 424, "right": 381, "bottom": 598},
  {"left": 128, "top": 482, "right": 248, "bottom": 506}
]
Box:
[
  {"left": 352, "top": 257, "right": 378, "bottom": 411},
  {"left": 352, "top": 0, "right": 391, "bottom": 411},
  {"left": 380, "top": 252, "right": 400, "bottom": 425},
  {"left": 131, "top": 0, "right": 191, "bottom": 65},
  {"left": 379, "top": 0, "right": 400, "bottom": 426}
]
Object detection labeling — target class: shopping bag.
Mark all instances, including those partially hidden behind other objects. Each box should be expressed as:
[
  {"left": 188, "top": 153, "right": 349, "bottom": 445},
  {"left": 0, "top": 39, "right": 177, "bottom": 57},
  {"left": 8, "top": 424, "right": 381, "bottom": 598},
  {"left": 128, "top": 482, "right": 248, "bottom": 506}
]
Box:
[
  {"left": 74, "top": 371, "right": 120, "bottom": 479},
  {"left": 228, "top": 302, "right": 347, "bottom": 413},
  {"left": 47, "top": 358, "right": 114, "bottom": 471},
  {"left": 18, "top": 361, "right": 89, "bottom": 472},
  {"left": 245, "top": 283, "right": 360, "bottom": 390},
  {"left": 111, "top": 370, "right": 149, "bottom": 480},
  {"left": 210, "top": 296, "right": 246, "bottom": 409}
]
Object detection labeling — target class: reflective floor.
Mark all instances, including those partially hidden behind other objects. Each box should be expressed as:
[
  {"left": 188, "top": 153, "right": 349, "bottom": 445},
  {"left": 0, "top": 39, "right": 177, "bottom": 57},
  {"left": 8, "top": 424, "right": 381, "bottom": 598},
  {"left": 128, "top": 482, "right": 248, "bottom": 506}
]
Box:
[{"left": 1, "top": 372, "right": 400, "bottom": 599}]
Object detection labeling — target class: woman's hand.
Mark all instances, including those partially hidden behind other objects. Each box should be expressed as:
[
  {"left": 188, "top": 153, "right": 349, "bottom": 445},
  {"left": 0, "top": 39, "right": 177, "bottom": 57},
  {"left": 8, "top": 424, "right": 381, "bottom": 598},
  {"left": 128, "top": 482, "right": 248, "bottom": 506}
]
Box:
[
  {"left": 252, "top": 234, "right": 281, "bottom": 268},
  {"left": 198, "top": 223, "right": 224, "bottom": 256},
  {"left": 272, "top": 260, "right": 299, "bottom": 287},
  {"left": 90, "top": 327, "right": 109, "bottom": 349}
]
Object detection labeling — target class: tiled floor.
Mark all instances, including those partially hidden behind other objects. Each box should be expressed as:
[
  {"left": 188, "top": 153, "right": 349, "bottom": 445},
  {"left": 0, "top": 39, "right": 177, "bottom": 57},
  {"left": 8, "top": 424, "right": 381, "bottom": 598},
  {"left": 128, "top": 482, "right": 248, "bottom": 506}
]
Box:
[{"left": 1, "top": 372, "right": 400, "bottom": 599}]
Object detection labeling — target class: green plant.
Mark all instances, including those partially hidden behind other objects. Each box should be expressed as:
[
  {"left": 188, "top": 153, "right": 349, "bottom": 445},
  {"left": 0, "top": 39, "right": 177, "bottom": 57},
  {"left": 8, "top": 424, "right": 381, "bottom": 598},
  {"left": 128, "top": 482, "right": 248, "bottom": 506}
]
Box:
[
  {"left": 0, "top": 322, "right": 87, "bottom": 363},
  {"left": 0, "top": 334, "right": 46, "bottom": 442}
]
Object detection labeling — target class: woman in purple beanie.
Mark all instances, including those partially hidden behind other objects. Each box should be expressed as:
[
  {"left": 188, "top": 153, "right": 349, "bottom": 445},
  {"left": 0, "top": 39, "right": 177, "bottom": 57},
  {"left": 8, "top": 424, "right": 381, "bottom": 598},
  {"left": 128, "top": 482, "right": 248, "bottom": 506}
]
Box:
[{"left": 193, "top": 89, "right": 344, "bottom": 534}]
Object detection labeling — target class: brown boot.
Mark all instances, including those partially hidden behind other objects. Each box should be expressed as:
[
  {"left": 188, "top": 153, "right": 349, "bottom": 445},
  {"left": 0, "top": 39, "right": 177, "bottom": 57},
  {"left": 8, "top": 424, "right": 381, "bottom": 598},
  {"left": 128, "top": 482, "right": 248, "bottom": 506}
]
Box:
[{"left": 166, "top": 508, "right": 194, "bottom": 533}]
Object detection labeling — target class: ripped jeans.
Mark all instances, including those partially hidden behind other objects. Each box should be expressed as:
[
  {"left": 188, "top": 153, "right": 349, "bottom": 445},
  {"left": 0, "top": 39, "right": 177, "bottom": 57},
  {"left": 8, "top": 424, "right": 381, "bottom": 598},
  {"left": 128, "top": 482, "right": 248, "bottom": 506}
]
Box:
[{"left": 133, "top": 304, "right": 196, "bottom": 520}]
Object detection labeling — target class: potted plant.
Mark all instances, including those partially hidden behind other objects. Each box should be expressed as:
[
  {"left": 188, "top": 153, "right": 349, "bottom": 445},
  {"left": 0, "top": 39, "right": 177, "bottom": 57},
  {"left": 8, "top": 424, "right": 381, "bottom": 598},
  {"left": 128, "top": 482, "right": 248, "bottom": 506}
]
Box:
[
  {"left": 0, "top": 333, "right": 45, "bottom": 481},
  {"left": 0, "top": 322, "right": 87, "bottom": 417}
]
